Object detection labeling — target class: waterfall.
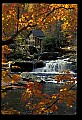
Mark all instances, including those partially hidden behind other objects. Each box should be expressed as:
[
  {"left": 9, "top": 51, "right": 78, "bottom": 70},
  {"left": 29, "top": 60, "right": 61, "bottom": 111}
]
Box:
[{"left": 32, "top": 59, "right": 73, "bottom": 73}]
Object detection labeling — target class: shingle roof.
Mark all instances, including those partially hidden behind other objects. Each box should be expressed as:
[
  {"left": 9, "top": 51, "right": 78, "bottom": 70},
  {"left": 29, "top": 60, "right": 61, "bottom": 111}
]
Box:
[
  {"left": 26, "top": 29, "right": 45, "bottom": 40},
  {"left": 31, "top": 29, "right": 45, "bottom": 37}
]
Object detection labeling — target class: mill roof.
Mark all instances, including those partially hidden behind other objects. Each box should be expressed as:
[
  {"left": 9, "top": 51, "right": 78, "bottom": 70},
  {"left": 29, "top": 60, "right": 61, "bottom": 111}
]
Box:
[{"left": 31, "top": 29, "right": 45, "bottom": 37}]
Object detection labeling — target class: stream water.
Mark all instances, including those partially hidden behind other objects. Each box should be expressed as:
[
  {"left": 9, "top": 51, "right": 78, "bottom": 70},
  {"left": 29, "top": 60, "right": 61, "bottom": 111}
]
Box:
[
  {"left": 1, "top": 58, "right": 77, "bottom": 115},
  {"left": 33, "top": 58, "right": 72, "bottom": 73},
  {"left": 31, "top": 58, "right": 76, "bottom": 82}
]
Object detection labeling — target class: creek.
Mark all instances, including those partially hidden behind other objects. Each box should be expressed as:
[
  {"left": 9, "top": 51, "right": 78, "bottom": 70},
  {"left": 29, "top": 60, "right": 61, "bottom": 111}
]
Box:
[
  {"left": 31, "top": 58, "right": 76, "bottom": 82},
  {"left": 1, "top": 57, "right": 77, "bottom": 115}
]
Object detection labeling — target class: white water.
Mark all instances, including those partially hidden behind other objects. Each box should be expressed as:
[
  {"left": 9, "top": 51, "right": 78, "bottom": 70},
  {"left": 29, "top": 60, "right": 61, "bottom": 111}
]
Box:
[
  {"left": 31, "top": 59, "right": 76, "bottom": 83},
  {"left": 8, "top": 59, "right": 76, "bottom": 84},
  {"left": 32, "top": 59, "right": 73, "bottom": 74}
]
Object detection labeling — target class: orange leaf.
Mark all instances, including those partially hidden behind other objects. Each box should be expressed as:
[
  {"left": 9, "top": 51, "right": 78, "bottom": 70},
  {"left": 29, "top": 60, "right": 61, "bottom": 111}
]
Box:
[
  {"left": 52, "top": 105, "right": 58, "bottom": 111},
  {"left": 2, "top": 71, "right": 7, "bottom": 77},
  {"left": 12, "top": 74, "right": 22, "bottom": 82},
  {"left": 3, "top": 76, "right": 11, "bottom": 83},
  {"left": 52, "top": 94, "right": 57, "bottom": 99}
]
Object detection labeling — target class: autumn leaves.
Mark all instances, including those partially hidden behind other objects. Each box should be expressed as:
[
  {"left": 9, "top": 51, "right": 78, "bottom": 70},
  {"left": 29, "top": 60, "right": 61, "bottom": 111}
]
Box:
[
  {"left": 21, "top": 70, "right": 77, "bottom": 115},
  {"left": 2, "top": 3, "right": 77, "bottom": 42}
]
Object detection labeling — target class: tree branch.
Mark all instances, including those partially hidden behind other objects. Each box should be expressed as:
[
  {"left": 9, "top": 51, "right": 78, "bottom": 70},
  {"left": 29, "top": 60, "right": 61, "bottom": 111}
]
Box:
[
  {"left": 2, "top": 6, "right": 75, "bottom": 45},
  {"left": 67, "top": 82, "right": 77, "bottom": 91},
  {"left": 44, "top": 82, "right": 77, "bottom": 111},
  {"left": 3, "top": 30, "right": 7, "bottom": 38},
  {"left": 2, "top": 24, "right": 37, "bottom": 45}
]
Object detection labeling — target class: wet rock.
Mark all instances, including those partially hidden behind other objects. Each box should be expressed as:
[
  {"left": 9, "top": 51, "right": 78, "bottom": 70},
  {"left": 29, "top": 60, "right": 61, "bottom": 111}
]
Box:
[
  {"left": 21, "top": 72, "right": 37, "bottom": 81},
  {"left": 10, "top": 61, "right": 33, "bottom": 72},
  {"left": 21, "top": 72, "right": 45, "bottom": 83},
  {"left": 39, "top": 80, "right": 46, "bottom": 83},
  {"left": 70, "top": 62, "right": 77, "bottom": 73},
  {"left": 10, "top": 60, "right": 45, "bottom": 72},
  {"left": 34, "top": 60, "right": 45, "bottom": 68}
]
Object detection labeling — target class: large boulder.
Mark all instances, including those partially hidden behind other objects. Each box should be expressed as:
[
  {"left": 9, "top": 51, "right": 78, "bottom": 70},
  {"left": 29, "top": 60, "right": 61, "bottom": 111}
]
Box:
[
  {"left": 34, "top": 60, "right": 45, "bottom": 68},
  {"left": 10, "top": 60, "right": 45, "bottom": 72},
  {"left": 10, "top": 61, "right": 33, "bottom": 72}
]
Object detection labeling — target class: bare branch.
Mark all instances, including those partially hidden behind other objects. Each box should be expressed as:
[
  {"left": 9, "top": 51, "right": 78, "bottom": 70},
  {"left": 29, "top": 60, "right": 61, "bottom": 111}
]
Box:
[{"left": 43, "top": 82, "right": 77, "bottom": 111}]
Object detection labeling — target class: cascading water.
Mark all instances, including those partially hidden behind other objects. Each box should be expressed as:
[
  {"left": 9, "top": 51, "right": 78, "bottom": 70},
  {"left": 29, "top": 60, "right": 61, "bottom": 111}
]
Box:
[
  {"left": 31, "top": 58, "right": 76, "bottom": 82},
  {"left": 32, "top": 59, "right": 73, "bottom": 74},
  {"left": 8, "top": 58, "right": 76, "bottom": 83}
]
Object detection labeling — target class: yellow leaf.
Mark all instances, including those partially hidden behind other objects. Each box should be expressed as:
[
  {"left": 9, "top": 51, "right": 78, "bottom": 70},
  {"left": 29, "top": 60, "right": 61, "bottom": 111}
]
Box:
[
  {"left": 63, "top": 88, "right": 67, "bottom": 91},
  {"left": 60, "top": 89, "right": 63, "bottom": 92},
  {"left": 11, "top": 80, "right": 14, "bottom": 84},
  {"left": 65, "top": 4, "right": 69, "bottom": 8},
  {"left": 2, "top": 17, "right": 4, "bottom": 20},
  {"left": 53, "top": 16, "right": 56, "bottom": 20},
  {"left": 1, "top": 92, "right": 6, "bottom": 98},
  {"left": 52, "top": 95, "right": 57, "bottom": 99},
  {"left": 39, "top": 102, "right": 44, "bottom": 105},
  {"left": 3, "top": 76, "right": 11, "bottom": 83},
  {"left": 41, "top": 108, "right": 45, "bottom": 111},
  {"left": 28, "top": 20, "right": 33, "bottom": 23},
  {"left": 70, "top": 105, "right": 72, "bottom": 107},
  {"left": 26, "top": 15, "right": 29, "bottom": 18},
  {"left": 12, "top": 66, "right": 21, "bottom": 69},
  {"left": 32, "top": 14, "right": 34, "bottom": 18},
  {"left": 19, "top": 19, "right": 21, "bottom": 22},
  {"left": 2, "top": 71, "right": 7, "bottom": 77}
]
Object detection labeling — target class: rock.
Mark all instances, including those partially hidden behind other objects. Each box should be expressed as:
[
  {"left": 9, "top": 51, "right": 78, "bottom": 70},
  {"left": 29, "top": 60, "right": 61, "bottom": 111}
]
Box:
[
  {"left": 18, "top": 81, "right": 28, "bottom": 86},
  {"left": 10, "top": 61, "right": 33, "bottom": 72},
  {"left": 36, "top": 79, "right": 45, "bottom": 83},
  {"left": 10, "top": 60, "right": 45, "bottom": 72},
  {"left": 21, "top": 72, "right": 46, "bottom": 83},
  {"left": 33, "top": 53, "right": 39, "bottom": 59},
  {"left": 39, "top": 80, "right": 46, "bottom": 83},
  {"left": 34, "top": 60, "right": 45, "bottom": 68},
  {"left": 21, "top": 72, "right": 37, "bottom": 81},
  {"left": 70, "top": 62, "right": 77, "bottom": 73},
  {"left": 22, "top": 56, "right": 32, "bottom": 61},
  {"left": 38, "top": 52, "right": 62, "bottom": 60}
]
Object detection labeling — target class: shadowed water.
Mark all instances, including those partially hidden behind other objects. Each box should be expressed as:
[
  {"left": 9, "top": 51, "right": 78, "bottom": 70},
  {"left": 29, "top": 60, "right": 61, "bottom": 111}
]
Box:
[{"left": 1, "top": 59, "right": 77, "bottom": 115}]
